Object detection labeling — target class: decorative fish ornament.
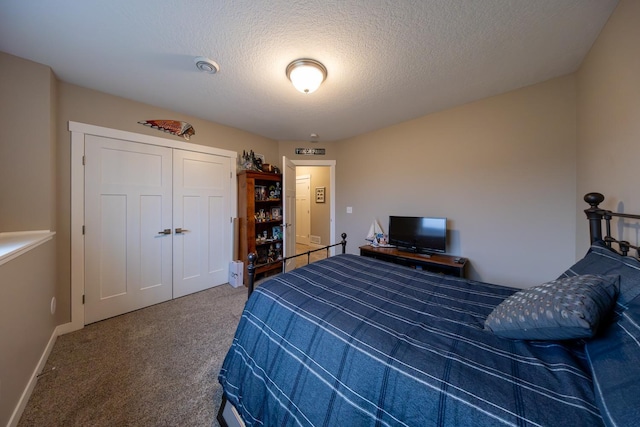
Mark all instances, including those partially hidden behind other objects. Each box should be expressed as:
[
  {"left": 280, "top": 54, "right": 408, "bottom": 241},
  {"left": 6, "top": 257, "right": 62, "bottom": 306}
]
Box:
[{"left": 138, "top": 120, "right": 195, "bottom": 140}]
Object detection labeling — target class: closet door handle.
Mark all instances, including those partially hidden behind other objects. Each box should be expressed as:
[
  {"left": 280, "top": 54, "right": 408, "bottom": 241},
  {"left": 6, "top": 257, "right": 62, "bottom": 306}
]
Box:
[
  {"left": 175, "top": 228, "right": 190, "bottom": 234},
  {"left": 158, "top": 229, "right": 172, "bottom": 235}
]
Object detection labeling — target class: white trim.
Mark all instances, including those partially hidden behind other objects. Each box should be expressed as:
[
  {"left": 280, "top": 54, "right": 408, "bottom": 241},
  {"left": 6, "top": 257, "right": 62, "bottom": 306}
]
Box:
[
  {"left": 7, "top": 323, "right": 66, "bottom": 427},
  {"left": 69, "top": 122, "right": 238, "bottom": 333},
  {"left": 68, "top": 121, "right": 237, "bottom": 159},
  {"left": 0, "top": 230, "right": 55, "bottom": 266},
  {"left": 70, "top": 129, "right": 85, "bottom": 332},
  {"left": 291, "top": 160, "right": 336, "bottom": 254}
]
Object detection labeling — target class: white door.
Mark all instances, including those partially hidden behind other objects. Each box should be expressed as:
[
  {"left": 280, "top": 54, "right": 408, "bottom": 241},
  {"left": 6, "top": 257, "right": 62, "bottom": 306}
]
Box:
[
  {"left": 173, "top": 150, "right": 232, "bottom": 298},
  {"left": 84, "top": 136, "right": 173, "bottom": 324},
  {"left": 296, "top": 175, "right": 311, "bottom": 246},
  {"left": 282, "top": 156, "right": 297, "bottom": 272}
]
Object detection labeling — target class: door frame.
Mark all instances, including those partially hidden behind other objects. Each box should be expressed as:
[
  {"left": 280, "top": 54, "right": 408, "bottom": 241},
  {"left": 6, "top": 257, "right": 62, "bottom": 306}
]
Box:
[
  {"left": 65, "top": 121, "right": 237, "bottom": 333},
  {"left": 295, "top": 174, "right": 311, "bottom": 246},
  {"left": 290, "top": 160, "right": 336, "bottom": 254}
]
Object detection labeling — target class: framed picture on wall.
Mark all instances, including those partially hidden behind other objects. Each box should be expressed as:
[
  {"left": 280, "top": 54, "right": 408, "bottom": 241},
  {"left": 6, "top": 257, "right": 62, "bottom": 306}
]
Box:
[{"left": 315, "top": 187, "right": 326, "bottom": 203}]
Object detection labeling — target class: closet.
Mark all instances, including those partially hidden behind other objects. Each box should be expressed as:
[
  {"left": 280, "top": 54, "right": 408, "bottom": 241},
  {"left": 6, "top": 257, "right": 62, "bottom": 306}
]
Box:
[{"left": 71, "top": 122, "right": 236, "bottom": 325}]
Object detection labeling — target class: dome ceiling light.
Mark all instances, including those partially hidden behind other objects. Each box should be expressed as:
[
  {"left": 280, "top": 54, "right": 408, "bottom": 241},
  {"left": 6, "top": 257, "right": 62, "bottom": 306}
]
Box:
[{"left": 286, "top": 59, "right": 327, "bottom": 94}]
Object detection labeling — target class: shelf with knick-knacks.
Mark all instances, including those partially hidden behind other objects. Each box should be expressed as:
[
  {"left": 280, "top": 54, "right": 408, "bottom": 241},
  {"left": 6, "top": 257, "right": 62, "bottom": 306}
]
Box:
[
  {"left": 254, "top": 206, "right": 282, "bottom": 223},
  {"left": 237, "top": 170, "right": 284, "bottom": 284}
]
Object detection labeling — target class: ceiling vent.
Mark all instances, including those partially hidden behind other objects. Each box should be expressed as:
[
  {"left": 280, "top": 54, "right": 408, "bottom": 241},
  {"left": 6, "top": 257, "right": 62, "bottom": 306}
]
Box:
[{"left": 194, "top": 56, "right": 220, "bottom": 74}]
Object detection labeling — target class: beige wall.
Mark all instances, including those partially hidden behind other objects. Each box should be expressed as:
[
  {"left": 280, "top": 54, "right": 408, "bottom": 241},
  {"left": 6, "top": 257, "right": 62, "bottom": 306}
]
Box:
[
  {"left": 55, "top": 82, "right": 280, "bottom": 322},
  {"left": 0, "top": 52, "right": 59, "bottom": 426},
  {"left": 0, "top": 53, "right": 56, "bottom": 231},
  {"left": 0, "top": 240, "right": 58, "bottom": 425},
  {"left": 334, "top": 75, "right": 578, "bottom": 287},
  {"left": 576, "top": 0, "right": 640, "bottom": 256}
]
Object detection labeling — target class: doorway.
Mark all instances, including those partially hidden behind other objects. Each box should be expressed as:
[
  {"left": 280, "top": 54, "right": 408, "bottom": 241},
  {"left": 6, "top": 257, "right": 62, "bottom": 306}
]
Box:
[{"left": 292, "top": 160, "right": 335, "bottom": 256}]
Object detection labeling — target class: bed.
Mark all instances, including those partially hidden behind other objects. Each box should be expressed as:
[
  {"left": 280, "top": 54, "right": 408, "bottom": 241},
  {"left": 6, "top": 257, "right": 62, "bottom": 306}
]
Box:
[{"left": 218, "top": 193, "right": 640, "bottom": 426}]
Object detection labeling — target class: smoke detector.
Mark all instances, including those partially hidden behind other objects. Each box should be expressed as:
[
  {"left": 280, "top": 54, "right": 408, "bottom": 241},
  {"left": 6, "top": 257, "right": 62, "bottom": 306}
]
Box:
[{"left": 194, "top": 56, "right": 220, "bottom": 74}]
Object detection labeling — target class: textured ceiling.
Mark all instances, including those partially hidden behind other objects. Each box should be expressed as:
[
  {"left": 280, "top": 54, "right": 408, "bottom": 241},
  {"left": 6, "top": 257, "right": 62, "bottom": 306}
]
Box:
[{"left": 0, "top": 0, "right": 618, "bottom": 142}]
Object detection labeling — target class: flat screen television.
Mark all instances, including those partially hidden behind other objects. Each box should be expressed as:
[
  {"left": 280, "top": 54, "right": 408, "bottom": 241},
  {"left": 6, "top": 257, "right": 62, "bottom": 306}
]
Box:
[{"left": 388, "top": 216, "right": 447, "bottom": 254}]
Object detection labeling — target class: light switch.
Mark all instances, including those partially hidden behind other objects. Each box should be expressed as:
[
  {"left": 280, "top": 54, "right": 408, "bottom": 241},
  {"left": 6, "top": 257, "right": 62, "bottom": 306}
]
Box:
[{"left": 346, "top": 207, "right": 353, "bottom": 214}]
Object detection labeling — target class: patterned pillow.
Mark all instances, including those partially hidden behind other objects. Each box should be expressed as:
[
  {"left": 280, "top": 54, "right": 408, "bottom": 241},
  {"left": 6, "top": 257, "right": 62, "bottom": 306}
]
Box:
[{"left": 484, "top": 274, "right": 619, "bottom": 340}]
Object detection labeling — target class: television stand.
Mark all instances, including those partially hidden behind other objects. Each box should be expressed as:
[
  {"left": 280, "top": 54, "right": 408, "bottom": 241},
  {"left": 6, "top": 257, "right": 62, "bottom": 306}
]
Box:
[
  {"left": 359, "top": 245, "right": 467, "bottom": 278},
  {"left": 396, "top": 247, "right": 433, "bottom": 258}
]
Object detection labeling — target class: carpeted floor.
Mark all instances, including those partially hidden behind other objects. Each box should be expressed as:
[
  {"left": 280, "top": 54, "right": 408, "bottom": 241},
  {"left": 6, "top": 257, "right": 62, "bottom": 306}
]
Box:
[
  {"left": 18, "top": 246, "right": 327, "bottom": 427},
  {"left": 18, "top": 283, "right": 248, "bottom": 427}
]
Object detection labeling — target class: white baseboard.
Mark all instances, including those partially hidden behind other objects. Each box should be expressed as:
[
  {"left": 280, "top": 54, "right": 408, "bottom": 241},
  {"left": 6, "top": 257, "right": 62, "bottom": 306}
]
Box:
[
  {"left": 7, "top": 322, "right": 69, "bottom": 427},
  {"left": 56, "top": 320, "right": 82, "bottom": 336}
]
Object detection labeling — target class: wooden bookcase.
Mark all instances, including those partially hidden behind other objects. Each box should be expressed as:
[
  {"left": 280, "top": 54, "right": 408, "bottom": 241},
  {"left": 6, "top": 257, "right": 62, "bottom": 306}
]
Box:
[{"left": 237, "top": 170, "right": 283, "bottom": 284}]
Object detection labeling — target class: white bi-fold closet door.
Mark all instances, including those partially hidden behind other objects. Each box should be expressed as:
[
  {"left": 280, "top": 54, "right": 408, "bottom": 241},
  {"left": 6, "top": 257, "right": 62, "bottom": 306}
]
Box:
[{"left": 84, "top": 135, "right": 232, "bottom": 324}]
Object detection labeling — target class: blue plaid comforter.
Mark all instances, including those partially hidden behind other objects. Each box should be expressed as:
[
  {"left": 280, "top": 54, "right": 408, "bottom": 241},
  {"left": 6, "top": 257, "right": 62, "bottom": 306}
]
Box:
[{"left": 218, "top": 254, "right": 603, "bottom": 426}]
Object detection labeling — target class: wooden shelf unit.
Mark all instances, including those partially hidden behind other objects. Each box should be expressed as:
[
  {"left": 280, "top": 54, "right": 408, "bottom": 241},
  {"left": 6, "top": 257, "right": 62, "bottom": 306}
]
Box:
[
  {"left": 238, "top": 170, "right": 283, "bottom": 284},
  {"left": 359, "top": 245, "right": 468, "bottom": 278}
]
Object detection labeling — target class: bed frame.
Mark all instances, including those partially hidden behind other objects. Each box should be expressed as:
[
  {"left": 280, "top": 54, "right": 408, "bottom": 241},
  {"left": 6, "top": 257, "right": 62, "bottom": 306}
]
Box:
[
  {"left": 584, "top": 192, "right": 640, "bottom": 258},
  {"left": 218, "top": 193, "right": 640, "bottom": 427},
  {"left": 245, "top": 233, "right": 347, "bottom": 297},
  {"left": 218, "top": 233, "right": 347, "bottom": 427}
]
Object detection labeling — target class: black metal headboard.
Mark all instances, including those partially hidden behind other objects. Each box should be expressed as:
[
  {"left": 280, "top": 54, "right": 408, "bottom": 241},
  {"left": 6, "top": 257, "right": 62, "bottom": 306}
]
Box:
[
  {"left": 246, "top": 233, "right": 347, "bottom": 297},
  {"left": 584, "top": 192, "right": 640, "bottom": 258}
]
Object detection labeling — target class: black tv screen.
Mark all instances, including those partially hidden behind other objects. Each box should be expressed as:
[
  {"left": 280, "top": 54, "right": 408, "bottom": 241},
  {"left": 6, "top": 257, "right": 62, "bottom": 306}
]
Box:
[{"left": 388, "top": 216, "right": 447, "bottom": 254}]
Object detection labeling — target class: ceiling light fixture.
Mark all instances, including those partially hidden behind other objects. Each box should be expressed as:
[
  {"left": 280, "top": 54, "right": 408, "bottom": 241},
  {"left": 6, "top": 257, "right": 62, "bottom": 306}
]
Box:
[
  {"left": 286, "top": 59, "right": 327, "bottom": 94},
  {"left": 194, "top": 56, "right": 220, "bottom": 74}
]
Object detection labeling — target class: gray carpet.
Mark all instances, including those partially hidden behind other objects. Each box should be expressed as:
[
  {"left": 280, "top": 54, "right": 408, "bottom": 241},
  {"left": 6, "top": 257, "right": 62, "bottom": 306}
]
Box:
[{"left": 18, "top": 283, "right": 248, "bottom": 427}]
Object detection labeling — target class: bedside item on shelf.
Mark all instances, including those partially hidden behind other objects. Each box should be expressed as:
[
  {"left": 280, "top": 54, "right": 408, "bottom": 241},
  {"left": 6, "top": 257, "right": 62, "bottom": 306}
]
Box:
[
  {"left": 268, "top": 185, "right": 278, "bottom": 199},
  {"left": 239, "top": 150, "right": 264, "bottom": 171},
  {"left": 272, "top": 226, "right": 282, "bottom": 240},
  {"left": 255, "top": 186, "right": 267, "bottom": 201},
  {"left": 267, "top": 245, "right": 276, "bottom": 263},
  {"left": 262, "top": 163, "right": 279, "bottom": 173},
  {"left": 271, "top": 207, "right": 282, "bottom": 220},
  {"left": 365, "top": 219, "right": 391, "bottom": 247}
]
